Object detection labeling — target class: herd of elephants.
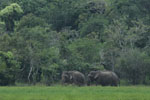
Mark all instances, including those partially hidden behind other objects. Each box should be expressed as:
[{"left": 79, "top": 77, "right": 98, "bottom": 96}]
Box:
[{"left": 61, "top": 70, "right": 119, "bottom": 86}]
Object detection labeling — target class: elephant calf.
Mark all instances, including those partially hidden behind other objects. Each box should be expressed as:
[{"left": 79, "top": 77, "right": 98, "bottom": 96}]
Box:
[
  {"left": 61, "top": 71, "right": 85, "bottom": 86},
  {"left": 88, "top": 70, "right": 119, "bottom": 86}
]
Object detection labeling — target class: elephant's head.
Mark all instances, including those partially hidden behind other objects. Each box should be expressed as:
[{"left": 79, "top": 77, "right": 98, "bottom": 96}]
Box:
[
  {"left": 61, "top": 71, "right": 70, "bottom": 83},
  {"left": 62, "top": 71, "right": 74, "bottom": 84},
  {"left": 87, "top": 71, "right": 98, "bottom": 85},
  {"left": 88, "top": 71, "right": 99, "bottom": 79}
]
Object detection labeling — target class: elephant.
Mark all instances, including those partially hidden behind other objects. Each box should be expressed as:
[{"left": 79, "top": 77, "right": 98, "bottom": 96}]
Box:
[
  {"left": 61, "top": 71, "right": 85, "bottom": 86},
  {"left": 87, "top": 70, "right": 119, "bottom": 86}
]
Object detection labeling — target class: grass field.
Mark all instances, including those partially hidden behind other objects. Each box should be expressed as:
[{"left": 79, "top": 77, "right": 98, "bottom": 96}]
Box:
[{"left": 0, "top": 86, "right": 150, "bottom": 100}]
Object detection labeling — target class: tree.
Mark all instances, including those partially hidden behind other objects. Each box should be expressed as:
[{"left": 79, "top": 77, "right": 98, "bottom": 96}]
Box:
[
  {"left": 66, "top": 38, "right": 104, "bottom": 74},
  {"left": 79, "top": 15, "right": 108, "bottom": 41},
  {"left": 42, "top": 0, "right": 81, "bottom": 31},
  {"left": 0, "top": 51, "right": 20, "bottom": 85},
  {"left": 75, "top": 0, "right": 109, "bottom": 42},
  {"left": 116, "top": 49, "right": 150, "bottom": 84},
  {"left": 16, "top": 13, "right": 47, "bottom": 31},
  {"left": 12, "top": 26, "right": 51, "bottom": 83},
  {"left": 0, "top": 3, "right": 23, "bottom": 32}
]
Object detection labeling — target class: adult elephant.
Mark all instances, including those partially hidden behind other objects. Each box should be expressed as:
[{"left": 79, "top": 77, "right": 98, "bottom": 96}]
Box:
[
  {"left": 87, "top": 70, "right": 119, "bottom": 86},
  {"left": 61, "top": 71, "right": 85, "bottom": 86}
]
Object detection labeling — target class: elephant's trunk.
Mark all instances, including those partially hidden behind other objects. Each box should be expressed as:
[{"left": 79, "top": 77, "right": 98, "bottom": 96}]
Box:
[{"left": 87, "top": 77, "right": 91, "bottom": 86}]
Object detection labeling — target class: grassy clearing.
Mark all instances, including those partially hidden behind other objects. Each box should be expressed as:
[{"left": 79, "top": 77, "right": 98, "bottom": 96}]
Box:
[{"left": 0, "top": 86, "right": 150, "bottom": 100}]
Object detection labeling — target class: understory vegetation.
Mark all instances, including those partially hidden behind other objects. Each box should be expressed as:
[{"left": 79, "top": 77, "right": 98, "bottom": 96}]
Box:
[{"left": 0, "top": 0, "right": 150, "bottom": 85}]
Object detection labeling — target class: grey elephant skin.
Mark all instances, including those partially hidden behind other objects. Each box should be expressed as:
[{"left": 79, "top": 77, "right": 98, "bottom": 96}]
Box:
[
  {"left": 88, "top": 70, "right": 119, "bottom": 86},
  {"left": 61, "top": 71, "right": 85, "bottom": 86}
]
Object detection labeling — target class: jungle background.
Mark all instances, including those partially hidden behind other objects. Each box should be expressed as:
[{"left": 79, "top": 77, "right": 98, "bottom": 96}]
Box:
[{"left": 0, "top": 0, "right": 150, "bottom": 86}]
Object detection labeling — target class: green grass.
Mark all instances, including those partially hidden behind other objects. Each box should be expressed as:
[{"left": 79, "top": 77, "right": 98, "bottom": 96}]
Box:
[{"left": 0, "top": 86, "right": 150, "bottom": 100}]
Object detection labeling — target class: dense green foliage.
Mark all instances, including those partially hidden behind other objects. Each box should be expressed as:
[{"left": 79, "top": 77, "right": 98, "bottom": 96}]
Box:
[
  {"left": 0, "top": 86, "right": 150, "bottom": 100},
  {"left": 0, "top": 0, "right": 150, "bottom": 85},
  {"left": 0, "top": 51, "right": 19, "bottom": 85},
  {"left": 0, "top": 3, "right": 23, "bottom": 31}
]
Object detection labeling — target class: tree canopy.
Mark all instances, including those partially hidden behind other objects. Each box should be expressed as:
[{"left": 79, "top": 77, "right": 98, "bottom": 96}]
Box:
[{"left": 0, "top": 3, "right": 23, "bottom": 31}]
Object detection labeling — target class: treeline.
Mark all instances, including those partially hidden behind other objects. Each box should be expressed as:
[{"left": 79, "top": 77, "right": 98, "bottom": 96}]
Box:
[{"left": 0, "top": 0, "right": 150, "bottom": 86}]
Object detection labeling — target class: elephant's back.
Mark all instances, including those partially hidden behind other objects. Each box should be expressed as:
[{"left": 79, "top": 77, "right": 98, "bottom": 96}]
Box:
[
  {"left": 103, "top": 71, "right": 119, "bottom": 85},
  {"left": 74, "top": 71, "right": 85, "bottom": 79},
  {"left": 100, "top": 71, "right": 117, "bottom": 81},
  {"left": 73, "top": 71, "right": 85, "bottom": 84}
]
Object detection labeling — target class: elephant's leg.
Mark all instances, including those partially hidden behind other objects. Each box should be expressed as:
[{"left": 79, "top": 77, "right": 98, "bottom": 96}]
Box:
[
  {"left": 111, "top": 80, "right": 118, "bottom": 86},
  {"left": 101, "top": 84, "right": 107, "bottom": 86},
  {"left": 87, "top": 80, "right": 92, "bottom": 86},
  {"left": 73, "top": 79, "right": 79, "bottom": 86},
  {"left": 95, "top": 81, "right": 99, "bottom": 86},
  {"left": 113, "top": 83, "right": 118, "bottom": 86}
]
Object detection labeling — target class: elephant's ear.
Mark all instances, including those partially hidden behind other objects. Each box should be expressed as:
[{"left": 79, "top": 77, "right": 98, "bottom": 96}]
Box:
[{"left": 64, "top": 75, "right": 68, "bottom": 78}]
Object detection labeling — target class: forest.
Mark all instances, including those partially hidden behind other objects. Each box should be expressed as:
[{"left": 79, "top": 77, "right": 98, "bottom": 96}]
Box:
[{"left": 0, "top": 0, "right": 150, "bottom": 86}]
